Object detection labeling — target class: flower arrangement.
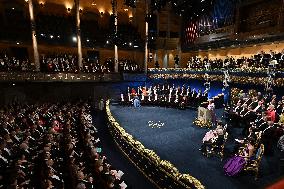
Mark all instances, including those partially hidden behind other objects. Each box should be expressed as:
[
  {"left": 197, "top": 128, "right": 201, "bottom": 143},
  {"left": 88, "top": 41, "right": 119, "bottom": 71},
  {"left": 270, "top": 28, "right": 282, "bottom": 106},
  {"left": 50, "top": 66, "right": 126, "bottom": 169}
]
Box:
[{"left": 193, "top": 118, "right": 212, "bottom": 128}]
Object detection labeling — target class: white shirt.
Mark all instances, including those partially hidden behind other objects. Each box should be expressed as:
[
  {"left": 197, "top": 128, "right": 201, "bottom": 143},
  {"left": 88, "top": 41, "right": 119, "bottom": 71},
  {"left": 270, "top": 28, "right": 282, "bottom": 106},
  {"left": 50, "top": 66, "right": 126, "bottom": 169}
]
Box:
[{"left": 208, "top": 103, "right": 215, "bottom": 111}]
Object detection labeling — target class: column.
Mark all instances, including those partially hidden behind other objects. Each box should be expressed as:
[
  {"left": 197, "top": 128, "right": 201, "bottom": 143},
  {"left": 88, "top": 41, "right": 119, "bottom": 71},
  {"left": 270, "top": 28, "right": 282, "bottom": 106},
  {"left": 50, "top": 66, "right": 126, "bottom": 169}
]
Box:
[
  {"left": 74, "top": 0, "right": 83, "bottom": 70},
  {"left": 144, "top": 0, "right": 149, "bottom": 74},
  {"left": 153, "top": 50, "right": 158, "bottom": 63},
  {"left": 112, "top": 0, "right": 119, "bottom": 72},
  {"left": 154, "top": 9, "right": 159, "bottom": 67},
  {"left": 163, "top": 50, "right": 168, "bottom": 68},
  {"left": 28, "top": 0, "right": 40, "bottom": 71},
  {"left": 234, "top": 4, "right": 241, "bottom": 34},
  {"left": 177, "top": 42, "right": 181, "bottom": 67}
]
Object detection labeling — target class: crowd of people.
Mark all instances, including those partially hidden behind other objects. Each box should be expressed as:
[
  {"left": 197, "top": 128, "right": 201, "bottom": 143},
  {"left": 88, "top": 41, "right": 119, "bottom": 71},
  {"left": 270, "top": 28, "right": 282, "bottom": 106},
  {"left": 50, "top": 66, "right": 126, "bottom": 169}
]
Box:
[
  {"left": 186, "top": 50, "right": 284, "bottom": 71},
  {"left": 118, "top": 59, "right": 141, "bottom": 73},
  {"left": 121, "top": 84, "right": 214, "bottom": 109},
  {"left": 39, "top": 54, "right": 141, "bottom": 74},
  {"left": 0, "top": 52, "right": 34, "bottom": 72},
  {"left": 0, "top": 101, "right": 127, "bottom": 189},
  {"left": 82, "top": 59, "right": 111, "bottom": 74},
  {"left": 200, "top": 90, "right": 284, "bottom": 177},
  {"left": 40, "top": 54, "right": 79, "bottom": 73}
]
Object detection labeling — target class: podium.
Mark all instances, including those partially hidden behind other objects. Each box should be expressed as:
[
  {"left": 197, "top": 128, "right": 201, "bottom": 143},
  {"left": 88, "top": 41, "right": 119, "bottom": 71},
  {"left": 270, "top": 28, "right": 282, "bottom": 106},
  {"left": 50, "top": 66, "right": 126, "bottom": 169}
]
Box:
[{"left": 197, "top": 107, "right": 211, "bottom": 123}]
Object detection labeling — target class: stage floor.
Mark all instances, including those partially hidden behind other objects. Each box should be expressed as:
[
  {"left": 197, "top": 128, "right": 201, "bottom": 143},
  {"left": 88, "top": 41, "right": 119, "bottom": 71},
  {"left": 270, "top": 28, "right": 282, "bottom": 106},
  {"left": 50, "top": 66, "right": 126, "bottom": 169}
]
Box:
[{"left": 110, "top": 104, "right": 282, "bottom": 189}]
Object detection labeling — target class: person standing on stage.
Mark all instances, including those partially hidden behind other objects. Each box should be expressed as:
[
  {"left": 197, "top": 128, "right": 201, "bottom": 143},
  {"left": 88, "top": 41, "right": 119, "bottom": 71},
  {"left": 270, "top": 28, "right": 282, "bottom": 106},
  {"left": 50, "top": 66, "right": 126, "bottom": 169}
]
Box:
[
  {"left": 208, "top": 100, "right": 216, "bottom": 126},
  {"left": 133, "top": 95, "right": 141, "bottom": 108},
  {"left": 131, "top": 88, "right": 136, "bottom": 96}
]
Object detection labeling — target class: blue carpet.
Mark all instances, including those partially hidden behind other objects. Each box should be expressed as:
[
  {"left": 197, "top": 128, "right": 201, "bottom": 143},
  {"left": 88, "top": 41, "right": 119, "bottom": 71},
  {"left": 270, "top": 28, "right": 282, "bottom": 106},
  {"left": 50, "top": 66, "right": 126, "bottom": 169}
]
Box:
[
  {"left": 92, "top": 110, "right": 158, "bottom": 189},
  {"left": 110, "top": 105, "right": 282, "bottom": 189}
]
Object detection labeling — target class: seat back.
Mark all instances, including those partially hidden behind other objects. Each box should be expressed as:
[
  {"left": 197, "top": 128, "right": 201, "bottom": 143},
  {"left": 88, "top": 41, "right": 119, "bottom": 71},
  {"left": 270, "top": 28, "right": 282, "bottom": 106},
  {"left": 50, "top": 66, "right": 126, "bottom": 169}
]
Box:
[
  {"left": 223, "top": 124, "right": 228, "bottom": 133},
  {"left": 222, "top": 132, "right": 229, "bottom": 148},
  {"left": 255, "top": 131, "right": 262, "bottom": 147},
  {"left": 254, "top": 144, "right": 265, "bottom": 165}
]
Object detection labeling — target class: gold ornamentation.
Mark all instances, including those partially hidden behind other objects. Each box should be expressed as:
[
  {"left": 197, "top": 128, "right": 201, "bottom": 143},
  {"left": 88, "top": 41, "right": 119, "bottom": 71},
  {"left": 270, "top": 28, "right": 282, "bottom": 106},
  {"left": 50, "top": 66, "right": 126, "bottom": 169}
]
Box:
[
  {"left": 148, "top": 73, "right": 284, "bottom": 87},
  {"left": 193, "top": 118, "right": 212, "bottom": 128}
]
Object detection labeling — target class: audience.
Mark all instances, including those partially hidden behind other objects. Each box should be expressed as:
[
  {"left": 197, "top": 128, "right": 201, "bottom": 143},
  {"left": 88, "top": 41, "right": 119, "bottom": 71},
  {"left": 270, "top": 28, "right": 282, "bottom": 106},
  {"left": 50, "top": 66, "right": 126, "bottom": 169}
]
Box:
[
  {"left": 118, "top": 58, "right": 141, "bottom": 73},
  {"left": 220, "top": 90, "right": 284, "bottom": 174},
  {"left": 40, "top": 54, "right": 79, "bottom": 73},
  {"left": 0, "top": 101, "right": 127, "bottom": 189},
  {"left": 0, "top": 52, "right": 34, "bottom": 72},
  {"left": 186, "top": 50, "right": 284, "bottom": 71}
]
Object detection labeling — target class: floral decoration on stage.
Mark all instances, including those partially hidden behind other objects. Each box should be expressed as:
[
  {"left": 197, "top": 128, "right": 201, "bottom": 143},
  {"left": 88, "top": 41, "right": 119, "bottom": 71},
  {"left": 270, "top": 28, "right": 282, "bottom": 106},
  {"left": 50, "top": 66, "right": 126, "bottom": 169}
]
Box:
[
  {"left": 148, "top": 120, "right": 165, "bottom": 128},
  {"left": 193, "top": 118, "right": 212, "bottom": 128},
  {"left": 105, "top": 100, "right": 205, "bottom": 189}
]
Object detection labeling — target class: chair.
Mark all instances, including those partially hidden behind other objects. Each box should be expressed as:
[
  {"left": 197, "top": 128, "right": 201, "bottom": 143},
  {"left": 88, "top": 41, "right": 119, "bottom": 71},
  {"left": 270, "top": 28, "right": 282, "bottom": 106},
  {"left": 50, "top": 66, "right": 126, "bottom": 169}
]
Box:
[
  {"left": 206, "top": 132, "right": 229, "bottom": 161},
  {"left": 243, "top": 144, "right": 265, "bottom": 180},
  {"left": 223, "top": 124, "right": 228, "bottom": 133},
  {"left": 255, "top": 131, "right": 262, "bottom": 147}
]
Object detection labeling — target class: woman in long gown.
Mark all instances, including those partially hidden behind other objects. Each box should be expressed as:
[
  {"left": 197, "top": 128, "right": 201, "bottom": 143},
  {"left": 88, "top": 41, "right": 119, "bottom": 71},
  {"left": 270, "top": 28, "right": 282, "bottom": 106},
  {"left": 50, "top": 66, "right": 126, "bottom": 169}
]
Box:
[{"left": 224, "top": 139, "right": 255, "bottom": 176}]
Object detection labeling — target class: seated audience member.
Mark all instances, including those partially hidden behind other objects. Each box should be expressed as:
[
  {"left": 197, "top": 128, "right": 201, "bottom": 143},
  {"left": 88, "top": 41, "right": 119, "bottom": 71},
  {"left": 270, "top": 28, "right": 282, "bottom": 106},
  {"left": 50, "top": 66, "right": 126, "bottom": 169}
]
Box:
[
  {"left": 200, "top": 124, "right": 224, "bottom": 154},
  {"left": 267, "top": 105, "right": 276, "bottom": 123},
  {"left": 224, "top": 139, "right": 256, "bottom": 176},
  {"left": 278, "top": 134, "right": 284, "bottom": 152},
  {"left": 133, "top": 95, "right": 141, "bottom": 108},
  {"left": 275, "top": 112, "right": 284, "bottom": 137}
]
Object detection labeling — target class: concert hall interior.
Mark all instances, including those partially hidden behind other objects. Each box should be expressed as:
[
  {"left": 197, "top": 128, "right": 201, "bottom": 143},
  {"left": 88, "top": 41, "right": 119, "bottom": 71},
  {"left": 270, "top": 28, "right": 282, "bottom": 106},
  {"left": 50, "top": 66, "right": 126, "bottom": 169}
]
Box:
[{"left": 1, "top": 0, "right": 284, "bottom": 189}]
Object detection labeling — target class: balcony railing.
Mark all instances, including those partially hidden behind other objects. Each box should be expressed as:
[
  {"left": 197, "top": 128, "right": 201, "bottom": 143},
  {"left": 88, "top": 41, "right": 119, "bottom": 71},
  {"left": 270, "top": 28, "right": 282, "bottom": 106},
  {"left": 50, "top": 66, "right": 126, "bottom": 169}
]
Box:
[{"left": 0, "top": 72, "right": 121, "bottom": 82}]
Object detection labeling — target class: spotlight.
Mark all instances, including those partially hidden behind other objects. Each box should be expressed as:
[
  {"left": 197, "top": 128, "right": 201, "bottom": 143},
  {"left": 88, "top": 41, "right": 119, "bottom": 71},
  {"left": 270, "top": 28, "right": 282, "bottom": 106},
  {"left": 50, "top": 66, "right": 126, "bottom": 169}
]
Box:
[
  {"left": 50, "top": 35, "right": 54, "bottom": 39},
  {"left": 16, "top": 42, "right": 20, "bottom": 45},
  {"left": 106, "top": 40, "right": 109, "bottom": 44},
  {"left": 86, "top": 39, "right": 90, "bottom": 42},
  {"left": 72, "top": 36, "right": 77, "bottom": 42}
]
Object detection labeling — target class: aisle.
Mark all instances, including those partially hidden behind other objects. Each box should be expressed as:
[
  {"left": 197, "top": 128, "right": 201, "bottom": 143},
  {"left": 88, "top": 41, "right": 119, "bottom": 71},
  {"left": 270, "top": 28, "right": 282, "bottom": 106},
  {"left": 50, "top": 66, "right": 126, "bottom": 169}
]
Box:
[{"left": 92, "top": 109, "right": 158, "bottom": 189}]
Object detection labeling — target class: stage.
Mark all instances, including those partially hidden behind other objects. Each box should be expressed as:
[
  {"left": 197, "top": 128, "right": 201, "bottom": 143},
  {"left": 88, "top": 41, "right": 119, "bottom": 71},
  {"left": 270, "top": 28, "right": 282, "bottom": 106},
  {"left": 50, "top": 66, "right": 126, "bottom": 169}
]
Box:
[{"left": 109, "top": 104, "right": 282, "bottom": 189}]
